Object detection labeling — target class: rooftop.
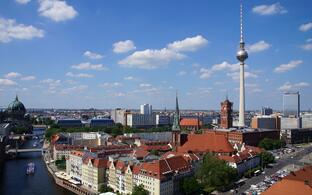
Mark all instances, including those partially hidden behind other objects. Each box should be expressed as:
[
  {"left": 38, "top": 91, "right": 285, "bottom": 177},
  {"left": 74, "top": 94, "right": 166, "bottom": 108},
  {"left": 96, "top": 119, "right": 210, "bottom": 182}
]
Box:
[{"left": 262, "top": 166, "right": 312, "bottom": 195}]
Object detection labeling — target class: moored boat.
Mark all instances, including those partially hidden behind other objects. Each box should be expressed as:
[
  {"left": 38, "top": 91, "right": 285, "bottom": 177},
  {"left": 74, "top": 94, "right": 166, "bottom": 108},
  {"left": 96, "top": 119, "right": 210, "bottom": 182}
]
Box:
[{"left": 26, "top": 162, "right": 35, "bottom": 175}]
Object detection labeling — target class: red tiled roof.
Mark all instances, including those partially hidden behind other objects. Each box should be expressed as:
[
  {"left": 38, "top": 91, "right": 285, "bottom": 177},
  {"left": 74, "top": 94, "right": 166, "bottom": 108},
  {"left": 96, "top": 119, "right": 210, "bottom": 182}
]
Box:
[
  {"left": 93, "top": 159, "right": 108, "bottom": 168},
  {"left": 218, "top": 149, "right": 259, "bottom": 164},
  {"left": 82, "top": 156, "right": 108, "bottom": 168},
  {"left": 180, "top": 118, "right": 202, "bottom": 126},
  {"left": 115, "top": 161, "right": 126, "bottom": 171},
  {"left": 133, "top": 149, "right": 150, "bottom": 159},
  {"left": 70, "top": 150, "right": 84, "bottom": 157},
  {"left": 54, "top": 144, "right": 84, "bottom": 151},
  {"left": 262, "top": 166, "right": 312, "bottom": 195},
  {"left": 177, "top": 132, "right": 234, "bottom": 154},
  {"left": 139, "top": 156, "right": 192, "bottom": 180}
]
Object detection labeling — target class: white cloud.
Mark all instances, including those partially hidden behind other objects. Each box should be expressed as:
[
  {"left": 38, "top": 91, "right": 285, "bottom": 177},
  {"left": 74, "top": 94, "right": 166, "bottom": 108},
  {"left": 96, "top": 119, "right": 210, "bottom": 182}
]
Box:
[
  {"left": 38, "top": 0, "right": 78, "bottom": 22},
  {"left": 178, "top": 71, "right": 187, "bottom": 76},
  {"left": 278, "top": 82, "right": 310, "bottom": 91},
  {"left": 119, "top": 35, "right": 207, "bottom": 69},
  {"left": 0, "top": 17, "right": 44, "bottom": 43},
  {"left": 119, "top": 48, "right": 185, "bottom": 69},
  {"left": 100, "top": 82, "right": 123, "bottom": 88},
  {"left": 113, "top": 40, "right": 136, "bottom": 53},
  {"left": 4, "top": 72, "right": 22, "bottom": 79},
  {"left": 40, "top": 79, "right": 63, "bottom": 93},
  {"left": 245, "top": 83, "right": 262, "bottom": 93},
  {"left": 139, "top": 83, "right": 152, "bottom": 88},
  {"left": 211, "top": 61, "right": 241, "bottom": 72},
  {"left": 112, "top": 92, "right": 126, "bottom": 97},
  {"left": 40, "top": 79, "right": 61, "bottom": 90},
  {"left": 167, "top": 35, "right": 208, "bottom": 52},
  {"left": 299, "top": 22, "right": 312, "bottom": 32},
  {"left": 66, "top": 72, "right": 94, "bottom": 78},
  {"left": 306, "top": 38, "right": 312, "bottom": 43},
  {"left": 199, "top": 61, "right": 244, "bottom": 80},
  {"left": 246, "top": 40, "right": 271, "bottom": 53},
  {"left": 83, "top": 51, "right": 103, "bottom": 60},
  {"left": 274, "top": 60, "right": 302, "bottom": 73},
  {"left": 21, "top": 76, "right": 36, "bottom": 81},
  {"left": 199, "top": 68, "right": 213, "bottom": 79},
  {"left": 0, "top": 78, "right": 17, "bottom": 86},
  {"left": 71, "top": 62, "right": 108, "bottom": 71},
  {"left": 123, "top": 76, "right": 137, "bottom": 81},
  {"left": 61, "top": 85, "right": 88, "bottom": 94},
  {"left": 301, "top": 43, "right": 312, "bottom": 51},
  {"left": 252, "top": 3, "right": 287, "bottom": 15},
  {"left": 16, "top": 0, "right": 31, "bottom": 4}
]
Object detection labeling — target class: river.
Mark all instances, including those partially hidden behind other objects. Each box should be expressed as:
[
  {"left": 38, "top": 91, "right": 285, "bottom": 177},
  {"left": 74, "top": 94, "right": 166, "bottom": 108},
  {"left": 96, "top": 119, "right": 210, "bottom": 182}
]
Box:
[{"left": 0, "top": 129, "right": 74, "bottom": 195}]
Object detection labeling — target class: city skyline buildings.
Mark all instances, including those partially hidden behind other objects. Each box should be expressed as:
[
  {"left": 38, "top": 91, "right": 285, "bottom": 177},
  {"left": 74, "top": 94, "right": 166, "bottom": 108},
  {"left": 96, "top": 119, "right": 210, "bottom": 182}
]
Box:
[{"left": 0, "top": 1, "right": 311, "bottom": 110}]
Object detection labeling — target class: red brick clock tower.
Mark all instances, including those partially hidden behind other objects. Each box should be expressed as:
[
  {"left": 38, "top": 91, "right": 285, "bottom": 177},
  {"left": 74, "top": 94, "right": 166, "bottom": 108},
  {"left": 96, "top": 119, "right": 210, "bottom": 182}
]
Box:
[{"left": 220, "top": 98, "right": 233, "bottom": 129}]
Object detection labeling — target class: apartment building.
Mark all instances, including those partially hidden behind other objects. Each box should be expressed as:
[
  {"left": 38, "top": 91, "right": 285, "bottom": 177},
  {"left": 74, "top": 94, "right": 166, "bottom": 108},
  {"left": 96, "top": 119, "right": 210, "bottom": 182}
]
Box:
[{"left": 82, "top": 157, "right": 108, "bottom": 192}]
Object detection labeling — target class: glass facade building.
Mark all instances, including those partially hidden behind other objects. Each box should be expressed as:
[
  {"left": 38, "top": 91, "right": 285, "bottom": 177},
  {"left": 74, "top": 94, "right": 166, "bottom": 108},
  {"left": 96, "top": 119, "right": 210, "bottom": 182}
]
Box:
[{"left": 283, "top": 92, "right": 300, "bottom": 118}]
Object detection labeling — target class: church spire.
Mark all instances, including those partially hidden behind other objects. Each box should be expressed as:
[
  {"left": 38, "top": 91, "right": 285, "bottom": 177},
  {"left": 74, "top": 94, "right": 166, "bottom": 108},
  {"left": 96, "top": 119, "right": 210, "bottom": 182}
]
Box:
[
  {"left": 172, "top": 91, "right": 180, "bottom": 131},
  {"left": 15, "top": 94, "right": 19, "bottom": 101}
]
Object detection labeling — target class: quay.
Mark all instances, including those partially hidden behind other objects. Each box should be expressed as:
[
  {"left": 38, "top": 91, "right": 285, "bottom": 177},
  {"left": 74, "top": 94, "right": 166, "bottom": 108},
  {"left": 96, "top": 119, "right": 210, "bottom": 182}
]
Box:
[{"left": 43, "top": 142, "right": 97, "bottom": 195}]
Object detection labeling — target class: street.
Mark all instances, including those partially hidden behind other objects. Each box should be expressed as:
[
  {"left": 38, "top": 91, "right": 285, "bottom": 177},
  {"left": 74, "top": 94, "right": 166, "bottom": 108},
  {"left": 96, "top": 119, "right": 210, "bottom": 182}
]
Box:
[{"left": 236, "top": 144, "right": 312, "bottom": 194}]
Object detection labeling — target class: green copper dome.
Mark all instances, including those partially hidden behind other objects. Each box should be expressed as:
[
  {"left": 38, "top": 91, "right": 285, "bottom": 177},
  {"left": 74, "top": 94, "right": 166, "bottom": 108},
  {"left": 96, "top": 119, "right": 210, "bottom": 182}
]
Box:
[{"left": 6, "top": 95, "right": 26, "bottom": 114}]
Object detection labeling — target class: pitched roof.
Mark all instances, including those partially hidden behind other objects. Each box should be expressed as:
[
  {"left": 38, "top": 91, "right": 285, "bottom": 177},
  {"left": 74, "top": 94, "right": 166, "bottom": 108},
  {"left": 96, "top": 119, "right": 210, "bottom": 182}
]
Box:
[
  {"left": 82, "top": 156, "right": 108, "bottom": 168},
  {"left": 139, "top": 155, "right": 192, "bottom": 180},
  {"left": 133, "top": 149, "right": 150, "bottom": 159},
  {"left": 177, "top": 132, "right": 234, "bottom": 154},
  {"left": 262, "top": 166, "right": 312, "bottom": 195},
  {"left": 180, "top": 118, "right": 202, "bottom": 126}
]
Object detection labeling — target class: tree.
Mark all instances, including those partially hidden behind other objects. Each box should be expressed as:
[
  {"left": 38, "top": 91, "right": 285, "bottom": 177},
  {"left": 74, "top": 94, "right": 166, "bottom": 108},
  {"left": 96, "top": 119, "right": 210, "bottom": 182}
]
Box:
[
  {"left": 196, "top": 153, "right": 237, "bottom": 193},
  {"left": 181, "top": 177, "right": 202, "bottom": 195},
  {"left": 259, "top": 138, "right": 286, "bottom": 150},
  {"left": 260, "top": 151, "right": 275, "bottom": 168},
  {"left": 99, "top": 185, "right": 113, "bottom": 193},
  {"left": 132, "top": 184, "right": 148, "bottom": 195},
  {"left": 150, "top": 150, "right": 159, "bottom": 156}
]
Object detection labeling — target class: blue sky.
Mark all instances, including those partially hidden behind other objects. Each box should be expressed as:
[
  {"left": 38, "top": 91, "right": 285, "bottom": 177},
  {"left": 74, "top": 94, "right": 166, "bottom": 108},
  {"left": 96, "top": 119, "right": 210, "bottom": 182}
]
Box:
[{"left": 0, "top": 0, "right": 311, "bottom": 110}]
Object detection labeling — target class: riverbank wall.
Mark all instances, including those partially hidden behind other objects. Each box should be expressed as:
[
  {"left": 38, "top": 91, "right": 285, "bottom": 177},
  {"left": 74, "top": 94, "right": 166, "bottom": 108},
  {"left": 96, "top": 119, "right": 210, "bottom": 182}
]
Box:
[{"left": 44, "top": 149, "right": 97, "bottom": 195}]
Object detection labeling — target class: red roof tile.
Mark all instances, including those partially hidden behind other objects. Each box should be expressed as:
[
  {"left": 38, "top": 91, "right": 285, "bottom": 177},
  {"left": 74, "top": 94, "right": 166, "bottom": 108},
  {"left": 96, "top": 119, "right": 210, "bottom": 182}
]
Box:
[
  {"left": 177, "top": 132, "right": 234, "bottom": 154},
  {"left": 262, "top": 166, "right": 312, "bottom": 195},
  {"left": 180, "top": 118, "right": 202, "bottom": 126}
]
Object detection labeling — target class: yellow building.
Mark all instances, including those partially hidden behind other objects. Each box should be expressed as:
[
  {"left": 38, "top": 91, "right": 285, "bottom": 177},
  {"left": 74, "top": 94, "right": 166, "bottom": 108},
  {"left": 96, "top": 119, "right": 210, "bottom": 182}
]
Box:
[{"left": 82, "top": 157, "right": 108, "bottom": 192}]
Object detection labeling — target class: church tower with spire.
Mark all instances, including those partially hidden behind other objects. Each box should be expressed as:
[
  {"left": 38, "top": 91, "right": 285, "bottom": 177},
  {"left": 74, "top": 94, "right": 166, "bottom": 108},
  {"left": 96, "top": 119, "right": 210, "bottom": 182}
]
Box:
[{"left": 172, "top": 92, "right": 181, "bottom": 148}]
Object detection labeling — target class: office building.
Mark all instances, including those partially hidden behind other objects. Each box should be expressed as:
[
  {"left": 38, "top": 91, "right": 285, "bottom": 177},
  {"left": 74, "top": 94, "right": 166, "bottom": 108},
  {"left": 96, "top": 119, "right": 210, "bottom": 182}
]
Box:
[
  {"left": 302, "top": 114, "right": 312, "bottom": 128},
  {"left": 156, "top": 114, "right": 171, "bottom": 126},
  {"left": 140, "top": 104, "right": 152, "bottom": 115},
  {"left": 283, "top": 92, "right": 300, "bottom": 118},
  {"left": 281, "top": 117, "right": 302, "bottom": 129},
  {"left": 251, "top": 115, "right": 280, "bottom": 129},
  {"left": 261, "top": 107, "right": 273, "bottom": 116},
  {"left": 126, "top": 113, "right": 156, "bottom": 128},
  {"left": 280, "top": 128, "right": 312, "bottom": 144},
  {"left": 111, "top": 108, "right": 128, "bottom": 126}
]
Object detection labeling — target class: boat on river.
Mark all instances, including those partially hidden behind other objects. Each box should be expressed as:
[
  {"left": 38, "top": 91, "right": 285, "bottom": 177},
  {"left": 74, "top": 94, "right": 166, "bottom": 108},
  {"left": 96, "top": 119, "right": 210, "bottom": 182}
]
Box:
[{"left": 26, "top": 162, "right": 35, "bottom": 175}]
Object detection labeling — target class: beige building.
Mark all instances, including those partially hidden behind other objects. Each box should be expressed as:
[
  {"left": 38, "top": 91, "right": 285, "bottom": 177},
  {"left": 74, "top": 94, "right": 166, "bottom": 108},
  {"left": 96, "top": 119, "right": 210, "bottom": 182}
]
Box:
[
  {"left": 53, "top": 144, "right": 84, "bottom": 160},
  {"left": 66, "top": 150, "right": 84, "bottom": 182},
  {"left": 106, "top": 155, "right": 192, "bottom": 195},
  {"left": 82, "top": 157, "right": 108, "bottom": 192}
]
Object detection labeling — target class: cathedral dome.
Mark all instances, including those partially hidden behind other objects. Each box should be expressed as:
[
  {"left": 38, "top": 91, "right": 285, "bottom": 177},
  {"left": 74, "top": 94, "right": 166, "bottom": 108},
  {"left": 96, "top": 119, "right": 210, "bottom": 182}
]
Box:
[{"left": 6, "top": 95, "right": 26, "bottom": 115}]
